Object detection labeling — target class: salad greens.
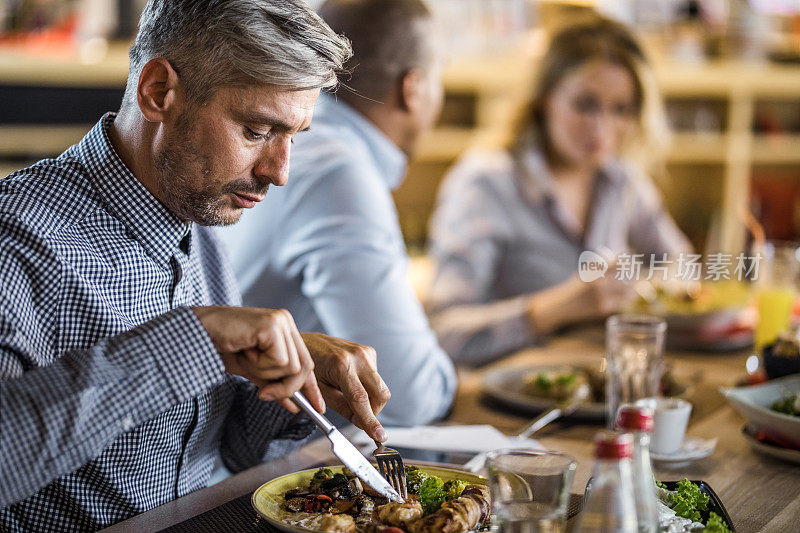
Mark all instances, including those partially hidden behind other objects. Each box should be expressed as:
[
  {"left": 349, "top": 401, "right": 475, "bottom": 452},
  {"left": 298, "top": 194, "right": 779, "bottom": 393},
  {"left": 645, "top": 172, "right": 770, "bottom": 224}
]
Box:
[
  {"left": 704, "top": 512, "right": 733, "bottom": 533},
  {"left": 534, "top": 372, "right": 577, "bottom": 390},
  {"left": 770, "top": 393, "right": 800, "bottom": 417},
  {"left": 657, "top": 479, "right": 731, "bottom": 532},
  {"left": 668, "top": 478, "right": 709, "bottom": 522}
]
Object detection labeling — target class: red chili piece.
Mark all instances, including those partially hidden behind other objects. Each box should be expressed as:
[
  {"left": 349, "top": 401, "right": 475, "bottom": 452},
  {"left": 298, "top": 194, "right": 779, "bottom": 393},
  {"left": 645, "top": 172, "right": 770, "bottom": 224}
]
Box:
[
  {"left": 381, "top": 528, "right": 404, "bottom": 533},
  {"left": 304, "top": 494, "right": 333, "bottom": 513}
]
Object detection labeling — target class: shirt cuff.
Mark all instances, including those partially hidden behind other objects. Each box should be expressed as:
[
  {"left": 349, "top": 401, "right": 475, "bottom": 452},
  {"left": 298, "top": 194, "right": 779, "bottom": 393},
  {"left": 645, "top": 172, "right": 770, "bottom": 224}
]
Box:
[{"left": 142, "top": 306, "right": 225, "bottom": 404}]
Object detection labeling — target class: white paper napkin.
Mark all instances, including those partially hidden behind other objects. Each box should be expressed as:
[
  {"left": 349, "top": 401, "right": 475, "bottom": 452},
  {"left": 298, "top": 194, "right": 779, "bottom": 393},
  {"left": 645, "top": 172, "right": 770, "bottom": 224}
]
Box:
[{"left": 350, "top": 425, "right": 544, "bottom": 454}]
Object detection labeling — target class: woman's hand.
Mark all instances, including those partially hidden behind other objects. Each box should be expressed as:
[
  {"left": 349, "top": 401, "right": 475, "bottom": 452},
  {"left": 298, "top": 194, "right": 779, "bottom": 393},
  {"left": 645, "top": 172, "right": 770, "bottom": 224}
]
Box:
[{"left": 526, "top": 274, "right": 638, "bottom": 335}]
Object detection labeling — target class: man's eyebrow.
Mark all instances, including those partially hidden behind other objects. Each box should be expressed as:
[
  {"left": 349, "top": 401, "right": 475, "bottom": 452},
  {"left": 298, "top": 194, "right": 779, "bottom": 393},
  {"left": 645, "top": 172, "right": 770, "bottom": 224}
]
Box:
[{"left": 236, "top": 111, "right": 309, "bottom": 132}]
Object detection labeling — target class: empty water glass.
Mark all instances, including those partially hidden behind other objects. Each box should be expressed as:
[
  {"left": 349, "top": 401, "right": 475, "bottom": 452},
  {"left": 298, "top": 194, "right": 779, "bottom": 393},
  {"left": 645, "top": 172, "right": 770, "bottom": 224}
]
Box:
[
  {"left": 485, "top": 449, "right": 577, "bottom": 533},
  {"left": 605, "top": 314, "right": 666, "bottom": 427}
]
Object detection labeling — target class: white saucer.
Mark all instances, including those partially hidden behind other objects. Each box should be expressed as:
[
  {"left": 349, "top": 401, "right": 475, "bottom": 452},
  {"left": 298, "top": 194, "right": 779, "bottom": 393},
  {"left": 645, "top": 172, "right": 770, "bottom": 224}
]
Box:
[{"left": 651, "top": 437, "right": 717, "bottom": 464}]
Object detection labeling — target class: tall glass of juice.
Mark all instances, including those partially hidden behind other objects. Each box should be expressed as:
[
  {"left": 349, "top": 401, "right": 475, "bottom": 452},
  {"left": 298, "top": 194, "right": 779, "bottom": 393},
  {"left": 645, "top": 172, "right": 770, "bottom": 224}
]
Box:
[{"left": 755, "top": 242, "right": 799, "bottom": 351}]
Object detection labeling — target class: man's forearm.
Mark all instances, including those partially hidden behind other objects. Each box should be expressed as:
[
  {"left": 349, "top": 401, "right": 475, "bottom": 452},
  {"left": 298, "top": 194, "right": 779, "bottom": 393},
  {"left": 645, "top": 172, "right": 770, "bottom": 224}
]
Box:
[
  {"left": 430, "top": 294, "right": 538, "bottom": 366},
  {"left": 0, "top": 307, "right": 224, "bottom": 508}
]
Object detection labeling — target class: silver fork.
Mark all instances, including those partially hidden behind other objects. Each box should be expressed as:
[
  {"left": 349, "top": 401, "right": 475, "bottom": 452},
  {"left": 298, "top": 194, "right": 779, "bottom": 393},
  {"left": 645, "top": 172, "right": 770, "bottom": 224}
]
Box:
[{"left": 373, "top": 440, "right": 407, "bottom": 499}]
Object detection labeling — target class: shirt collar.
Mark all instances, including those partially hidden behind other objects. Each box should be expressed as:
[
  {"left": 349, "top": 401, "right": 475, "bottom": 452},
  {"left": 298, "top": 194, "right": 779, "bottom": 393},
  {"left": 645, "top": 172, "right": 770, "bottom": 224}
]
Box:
[
  {"left": 515, "top": 146, "right": 628, "bottom": 244},
  {"left": 515, "top": 147, "right": 625, "bottom": 205},
  {"left": 315, "top": 93, "right": 407, "bottom": 190},
  {"left": 77, "top": 113, "right": 191, "bottom": 267}
]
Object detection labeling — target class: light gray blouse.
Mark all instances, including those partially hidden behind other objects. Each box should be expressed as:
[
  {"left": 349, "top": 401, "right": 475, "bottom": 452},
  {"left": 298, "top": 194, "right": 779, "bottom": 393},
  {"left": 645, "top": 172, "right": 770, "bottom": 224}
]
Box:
[{"left": 427, "top": 148, "right": 692, "bottom": 365}]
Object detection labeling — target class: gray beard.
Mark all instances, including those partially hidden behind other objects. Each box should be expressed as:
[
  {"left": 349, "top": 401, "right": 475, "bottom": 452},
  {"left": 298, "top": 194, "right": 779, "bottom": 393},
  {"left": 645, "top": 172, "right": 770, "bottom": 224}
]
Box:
[
  {"left": 154, "top": 145, "right": 232, "bottom": 226},
  {"left": 153, "top": 111, "right": 270, "bottom": 226}
]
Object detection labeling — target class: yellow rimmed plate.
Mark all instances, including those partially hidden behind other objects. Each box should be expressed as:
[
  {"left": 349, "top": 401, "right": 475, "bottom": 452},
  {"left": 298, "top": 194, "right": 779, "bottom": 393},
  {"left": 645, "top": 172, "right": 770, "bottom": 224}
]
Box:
[{"left": 251, "top": 464, "right": 486, "bottom": 533}]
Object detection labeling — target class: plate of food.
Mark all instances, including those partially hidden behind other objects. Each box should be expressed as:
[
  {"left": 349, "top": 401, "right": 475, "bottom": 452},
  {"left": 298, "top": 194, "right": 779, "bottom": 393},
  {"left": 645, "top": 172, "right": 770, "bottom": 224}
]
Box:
[
  {"left": 581, "top": 477, "right": 734, "bottom": 531},
  {"left": 482, "top": 364, "right": 688, "bottom": 421},
  {"left": 251, "top": 464, "right": 489, "bottom": 532},
  {"left": 741, "top": 425, "right": 800, "bottom": 465},
  {"left": 721, "top": 374, "right": 800, "bottom": 448},
  {"left": 655, "top": 479, "right": 735, "bottom": 532},
  {"left": 633, "top": 280, "right": 754, "bottom": 352}
]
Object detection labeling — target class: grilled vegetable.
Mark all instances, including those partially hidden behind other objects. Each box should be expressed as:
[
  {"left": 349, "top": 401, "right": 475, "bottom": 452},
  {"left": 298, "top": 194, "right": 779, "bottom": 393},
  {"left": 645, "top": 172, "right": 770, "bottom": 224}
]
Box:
[
  {"left": 405, "top": 466, "right": 428, "bottom": 494},
  {"left": 376, "top": 501, "right": 424, "bottom": 527},
  {"left": 304, "top": 494, "right": 333, "bottom": 513},
  {"left": 285, "top": 488, "right": 312, "bottom": 500},
  {"left": 336, "top": 478, "right": 363, "bottom": 499},
  {"left": 284, "top": 497, "right": 306, "bottom": 513},
  {"left": 354, "top": 496, "right": 376, "bottom": 529},
  {"left": 442, "top": 479, "right": 468, "bottom": 501},
  {"left": 310, "top": 468, "right": 335, "bottom": 492},
  {"left": 318, "top": 513, "right": 356, "bottom": 533},
  {"left": 323, "top": 473, "right": 349, "bottom": 491},
  {"left": 419, "top": 476, "right": 445, "bottom": 515},
  {"left": 407, "top": 484, "right": 490, "bottom": 533}
]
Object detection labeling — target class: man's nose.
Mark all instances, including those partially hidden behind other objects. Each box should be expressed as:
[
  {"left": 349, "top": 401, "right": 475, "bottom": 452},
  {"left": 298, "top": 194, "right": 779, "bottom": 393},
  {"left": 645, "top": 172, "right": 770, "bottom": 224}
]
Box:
[{"left": 253, "top": 139, "right": 291, "bottom": 186}]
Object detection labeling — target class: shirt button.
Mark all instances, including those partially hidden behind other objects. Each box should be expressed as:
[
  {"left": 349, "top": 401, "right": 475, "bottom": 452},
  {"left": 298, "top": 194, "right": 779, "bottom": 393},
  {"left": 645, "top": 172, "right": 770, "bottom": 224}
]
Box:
[{"left": 121, "top": 417, "right": 135, "bottom": 431}]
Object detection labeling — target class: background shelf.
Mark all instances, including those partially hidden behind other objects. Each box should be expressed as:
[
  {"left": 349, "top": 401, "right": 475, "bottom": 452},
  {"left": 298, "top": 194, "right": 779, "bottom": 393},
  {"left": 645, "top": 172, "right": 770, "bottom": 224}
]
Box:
[{"left": 2, "top": 43, "right": 799, "bottom": 253}]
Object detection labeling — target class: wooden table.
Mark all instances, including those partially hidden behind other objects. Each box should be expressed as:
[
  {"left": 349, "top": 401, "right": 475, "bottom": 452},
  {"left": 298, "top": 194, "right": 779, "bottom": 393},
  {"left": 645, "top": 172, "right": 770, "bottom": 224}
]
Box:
[
  {"left": 105, "top": 328, "right": 800, "bottom": 532},
  {"left": 448, "top": 328, "right": 800, "bottom": 532}
]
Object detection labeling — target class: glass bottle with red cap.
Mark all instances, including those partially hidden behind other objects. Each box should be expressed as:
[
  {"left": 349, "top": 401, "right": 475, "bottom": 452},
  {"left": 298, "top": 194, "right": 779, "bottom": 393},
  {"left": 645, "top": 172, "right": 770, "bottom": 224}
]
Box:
[
  {"left": 616, "top": 405, "right": 658, "bottom": 533},
  {"left": 575, "top": 431, "right": 637, "bottom": 533}
]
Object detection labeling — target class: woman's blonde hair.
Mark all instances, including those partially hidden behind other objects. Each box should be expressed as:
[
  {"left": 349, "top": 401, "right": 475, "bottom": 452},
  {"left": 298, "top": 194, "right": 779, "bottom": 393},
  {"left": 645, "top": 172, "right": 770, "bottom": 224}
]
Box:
[{"left": 511, "top": 16, "right": 670, "bottom": 173}]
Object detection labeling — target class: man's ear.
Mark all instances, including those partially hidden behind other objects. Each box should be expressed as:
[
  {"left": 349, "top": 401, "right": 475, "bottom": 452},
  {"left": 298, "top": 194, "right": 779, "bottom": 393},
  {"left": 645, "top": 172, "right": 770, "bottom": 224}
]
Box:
[
  {"left": 398, "top": 69, "right": 424, "bottom": 114},
  {"left": 136, "top": 58, "right": 184, "bottom": 123}
]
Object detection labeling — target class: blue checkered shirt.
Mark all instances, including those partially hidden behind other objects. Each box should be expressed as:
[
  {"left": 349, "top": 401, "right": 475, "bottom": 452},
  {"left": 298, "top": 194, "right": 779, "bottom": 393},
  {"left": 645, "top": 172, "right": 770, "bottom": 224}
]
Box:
[{"left": 0, "top": 114, "right": 314, "bottom": 531}]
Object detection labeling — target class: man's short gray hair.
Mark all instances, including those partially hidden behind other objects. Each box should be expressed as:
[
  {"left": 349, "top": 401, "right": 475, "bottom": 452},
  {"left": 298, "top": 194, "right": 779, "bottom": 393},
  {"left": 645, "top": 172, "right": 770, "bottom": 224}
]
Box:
[{"left": 123, "top": 0, "right": 352, "bottom": 105}]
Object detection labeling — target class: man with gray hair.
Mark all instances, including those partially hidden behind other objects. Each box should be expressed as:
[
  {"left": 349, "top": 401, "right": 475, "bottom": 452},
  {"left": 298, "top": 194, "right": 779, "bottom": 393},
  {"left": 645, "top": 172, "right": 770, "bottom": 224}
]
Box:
[
  {"left": 218, "top": 0, "right": 457, "bottom": 426},
  {"left": 0, "top": 1, "right": 392, "bottom": 530}
]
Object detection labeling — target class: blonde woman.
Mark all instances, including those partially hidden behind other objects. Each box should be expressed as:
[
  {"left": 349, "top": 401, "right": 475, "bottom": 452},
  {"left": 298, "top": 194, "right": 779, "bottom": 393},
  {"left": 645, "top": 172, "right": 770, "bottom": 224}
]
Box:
[{"left": 427, "top": 17, "right": 691, "bottom": 365}]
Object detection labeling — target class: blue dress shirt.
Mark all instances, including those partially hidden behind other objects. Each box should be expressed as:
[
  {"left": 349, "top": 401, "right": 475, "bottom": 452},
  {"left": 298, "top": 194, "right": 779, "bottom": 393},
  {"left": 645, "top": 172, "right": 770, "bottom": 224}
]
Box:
[
  {"left": 0, "top": 114, "right": 313, "bottom": 531},
  {"left": 217, "top": 95, "right": 457, "bottom": 425}
]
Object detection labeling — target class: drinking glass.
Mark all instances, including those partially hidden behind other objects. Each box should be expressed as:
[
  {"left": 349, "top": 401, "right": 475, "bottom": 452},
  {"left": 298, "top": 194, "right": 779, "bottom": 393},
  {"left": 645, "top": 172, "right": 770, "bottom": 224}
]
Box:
[
  {"left": 754, "top": 241, "right": 799, "bottom": 351},
  {"left": 485, "top": 449, "right": 576, "bottom": 533},
  {"left": 605, "top": 314, "right": 666, "bottom": 427}
]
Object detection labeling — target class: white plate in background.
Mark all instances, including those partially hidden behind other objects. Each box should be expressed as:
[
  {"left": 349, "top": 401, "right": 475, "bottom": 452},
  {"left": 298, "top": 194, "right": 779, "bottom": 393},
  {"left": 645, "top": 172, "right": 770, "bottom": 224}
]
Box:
[{"left": 721, "top": 374, "right": 800, "bottom": 448}]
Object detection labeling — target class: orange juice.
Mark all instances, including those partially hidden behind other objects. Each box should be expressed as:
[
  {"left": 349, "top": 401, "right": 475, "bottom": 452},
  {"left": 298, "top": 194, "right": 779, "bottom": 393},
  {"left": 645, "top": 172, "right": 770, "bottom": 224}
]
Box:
[{"left": 755, "top": 287, "right": 795, "bottom": 350}]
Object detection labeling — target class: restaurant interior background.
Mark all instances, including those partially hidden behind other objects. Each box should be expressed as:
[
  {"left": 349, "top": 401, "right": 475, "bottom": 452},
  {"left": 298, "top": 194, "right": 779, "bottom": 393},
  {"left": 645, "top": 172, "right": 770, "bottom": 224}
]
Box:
[
  {"left": 4, "top": 4, "right": 800, "bottom": 529},
  {"left": 2, "top": 0, "right": 800, "bottom": 263}
]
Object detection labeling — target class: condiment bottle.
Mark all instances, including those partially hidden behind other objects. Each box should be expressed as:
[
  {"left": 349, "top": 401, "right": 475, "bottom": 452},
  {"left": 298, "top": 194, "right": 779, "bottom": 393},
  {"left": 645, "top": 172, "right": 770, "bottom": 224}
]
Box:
[
  {"left": 575, "top": 431, "right": 637, "bottom": 533},
  {"left": 616, "top": 405, "right": 658, "bottom": 533}
]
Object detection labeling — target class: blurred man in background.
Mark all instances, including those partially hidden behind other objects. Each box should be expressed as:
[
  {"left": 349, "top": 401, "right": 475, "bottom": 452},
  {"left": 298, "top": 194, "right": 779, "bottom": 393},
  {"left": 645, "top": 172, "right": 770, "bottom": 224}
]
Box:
[{"left": 218, "top": 0, "right": 457, "bottom": 426}]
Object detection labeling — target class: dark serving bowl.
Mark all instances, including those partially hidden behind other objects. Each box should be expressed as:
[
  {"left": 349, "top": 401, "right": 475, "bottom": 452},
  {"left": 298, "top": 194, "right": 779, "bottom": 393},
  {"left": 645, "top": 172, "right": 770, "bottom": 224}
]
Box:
[
  {"left": 762, "top": 341, "right": 800, "bottom": 380},
  {"left": 582, "top": 478, "right": 735, "bottom": 531},
  {"left": 659, "top": 480, "right": 736, "bottom": 532}
]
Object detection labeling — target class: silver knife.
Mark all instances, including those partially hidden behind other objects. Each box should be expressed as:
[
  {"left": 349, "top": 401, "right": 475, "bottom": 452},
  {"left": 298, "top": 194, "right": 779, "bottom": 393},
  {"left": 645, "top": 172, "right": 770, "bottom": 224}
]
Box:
[{"left": 292, "top": 391, "right": 404, "bottom": 503}]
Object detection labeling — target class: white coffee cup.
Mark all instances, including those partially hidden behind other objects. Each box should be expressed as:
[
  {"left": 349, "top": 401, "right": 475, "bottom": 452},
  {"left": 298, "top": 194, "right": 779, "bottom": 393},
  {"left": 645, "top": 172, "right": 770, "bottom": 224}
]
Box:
[{"left": 635, "top": 397, "right": 692, "bottom": 455}]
